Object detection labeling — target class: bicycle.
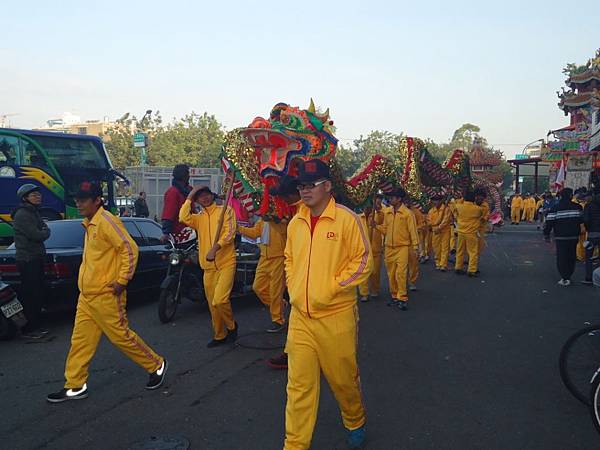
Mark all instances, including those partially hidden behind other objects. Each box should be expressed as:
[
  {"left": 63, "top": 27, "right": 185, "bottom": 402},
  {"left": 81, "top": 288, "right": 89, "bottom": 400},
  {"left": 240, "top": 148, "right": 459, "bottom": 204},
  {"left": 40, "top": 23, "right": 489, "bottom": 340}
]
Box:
[{"left": 559, "top": 324, "right": 600, "bottom": 405}]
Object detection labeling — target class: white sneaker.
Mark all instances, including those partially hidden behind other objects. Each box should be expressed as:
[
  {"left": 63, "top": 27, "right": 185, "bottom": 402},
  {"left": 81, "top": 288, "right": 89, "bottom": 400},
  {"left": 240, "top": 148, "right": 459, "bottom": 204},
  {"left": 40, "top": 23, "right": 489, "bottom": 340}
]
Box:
[
  {"left": 359, "top": 296, "right": 369, "bottom": 303},
  {"left": 558, "top": 279, "right": 571, "bottom": 286},
  {"left": 564, "top": 279, "right": 571, "bottom": 286}
]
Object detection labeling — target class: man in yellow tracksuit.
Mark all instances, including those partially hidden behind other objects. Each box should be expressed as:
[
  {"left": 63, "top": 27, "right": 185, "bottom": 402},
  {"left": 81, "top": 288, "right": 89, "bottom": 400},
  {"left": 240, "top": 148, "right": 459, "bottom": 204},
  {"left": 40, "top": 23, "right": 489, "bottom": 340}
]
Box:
[
  {"left": 407, "top": 203, "right": 425, "bottom": 290},
  {"left": 47, "top": 182, "right": 166, "bottom": 403},
  {"left": 449, "top": 193, "right": 464, "bottom": 255},
  {"left": 474, "top": 189, "right": 490, "bottom": 257},
  {"left": 358, "top": 202, "right": 386, "bottom": 302},
  {"left": 511, "top": 193, "right": 523, "bottom": 224},
  {"left": 522, "top": 194, "right": 535, "bottom": 222},
  {"left": 283, "top": 159, "right": 372, "bottom": 450},
  {"left": 576, "top": 191, "right": 591, "bottom": 261},
  {"left": 454, "top": 191, "right": 483, "bottom": 277},
  {"left": 179, "top": 185, "right": 238, "bottom": 348},
  {"left": 374, "top": 188, "right": 419, "bottom": 310},
  {"left": 427, "top": 195, "right": 452, "bottom": 271},
  {"left": 238, "top": 217, "right": 287, "bottom": 332}
]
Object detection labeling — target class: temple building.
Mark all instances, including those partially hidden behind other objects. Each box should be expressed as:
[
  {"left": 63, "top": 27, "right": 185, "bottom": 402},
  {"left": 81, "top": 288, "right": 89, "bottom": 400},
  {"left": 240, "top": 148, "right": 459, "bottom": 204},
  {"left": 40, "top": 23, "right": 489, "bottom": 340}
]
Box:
[{"left": 468, "top": 137, "right": 503, "bottom": 184}]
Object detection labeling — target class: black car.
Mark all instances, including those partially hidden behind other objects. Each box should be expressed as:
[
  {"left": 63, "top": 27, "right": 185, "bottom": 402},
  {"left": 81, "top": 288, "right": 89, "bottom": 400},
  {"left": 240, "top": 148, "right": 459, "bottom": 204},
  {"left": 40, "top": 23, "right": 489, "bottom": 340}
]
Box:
[
  {"left": 0, "top": 218, "right": 170, "bottom": 308},
  {"left": 0, "top": 218, "right": 259, "bottom": 309}
]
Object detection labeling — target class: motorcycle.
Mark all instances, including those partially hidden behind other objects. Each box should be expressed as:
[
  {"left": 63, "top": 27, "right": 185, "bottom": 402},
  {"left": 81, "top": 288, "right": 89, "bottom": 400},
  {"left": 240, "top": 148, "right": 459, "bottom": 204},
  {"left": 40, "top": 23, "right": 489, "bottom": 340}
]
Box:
[
  {"left": 157, "top": 238, "right": 206, "bottom": 323},
  {"left": 0, "top": 280, "right": 27, "bottom": 340}
]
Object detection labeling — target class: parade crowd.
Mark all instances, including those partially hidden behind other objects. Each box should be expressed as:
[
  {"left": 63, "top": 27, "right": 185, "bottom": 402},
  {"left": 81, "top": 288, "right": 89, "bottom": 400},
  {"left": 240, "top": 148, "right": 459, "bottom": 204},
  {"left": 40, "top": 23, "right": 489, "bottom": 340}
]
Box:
[
  {"left": 509, "top": 187, "right": 600, "bottom": 287},
  {"left": 11, "top": 161, "right": 508, "bottom": 449}
]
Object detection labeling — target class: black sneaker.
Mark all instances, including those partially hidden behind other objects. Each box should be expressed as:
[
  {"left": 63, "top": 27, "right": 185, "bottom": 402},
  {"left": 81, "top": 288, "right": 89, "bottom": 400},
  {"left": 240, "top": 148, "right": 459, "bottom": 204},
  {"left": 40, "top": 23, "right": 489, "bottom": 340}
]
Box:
[
  {"left": 266, "top": 322, "right": 286, "bottom": 333},
  {"left": 387, "top": 298, "right": 399, "bottom": 306},
  {"left": 398, "top": 301, "right": 408, "bottom": 311},
  {"left": 467, "top": 272, "right": 479, "bottom": 278},
  {"left": 207, "top": 337, "right": 227, "bottom": 348},
  {"left": 146, "top": 359, "right": 168, "bottom": 390},
  {"left": 21, "top": 330, "right": 46, "bottom": 339},
  {"left": 47, "top": 384, "right": 88, "bottom": 403},
  {"left": 227, "top": 322, "right": 239, "bottom": 342},
  {"left": 455, "top": 269, "right": 466, "bottom": 275}
]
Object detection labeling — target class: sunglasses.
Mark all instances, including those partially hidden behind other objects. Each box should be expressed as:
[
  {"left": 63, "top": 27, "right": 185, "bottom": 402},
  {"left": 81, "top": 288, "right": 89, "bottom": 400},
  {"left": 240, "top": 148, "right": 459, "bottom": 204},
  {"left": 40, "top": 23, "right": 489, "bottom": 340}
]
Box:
[{"left": 296, "top": 179, "right": 328, "bottom": 191}]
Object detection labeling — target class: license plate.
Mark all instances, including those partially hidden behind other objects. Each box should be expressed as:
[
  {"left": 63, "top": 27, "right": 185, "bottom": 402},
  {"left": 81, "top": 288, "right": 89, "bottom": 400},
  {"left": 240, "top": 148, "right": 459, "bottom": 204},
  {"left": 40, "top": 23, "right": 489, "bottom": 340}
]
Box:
[{"left": 1, "top": 299, "right": 24, "bottom": 318}]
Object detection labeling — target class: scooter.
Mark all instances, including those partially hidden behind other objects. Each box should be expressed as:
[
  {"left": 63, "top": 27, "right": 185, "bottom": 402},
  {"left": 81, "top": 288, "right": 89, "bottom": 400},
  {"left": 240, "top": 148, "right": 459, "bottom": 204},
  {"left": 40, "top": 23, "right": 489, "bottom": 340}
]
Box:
[
  {"left": 157, "top": 238, "right": 206, "bottom": 323},
  {"left": 0, "top": 280, "right": 27, "bottom": 340}
]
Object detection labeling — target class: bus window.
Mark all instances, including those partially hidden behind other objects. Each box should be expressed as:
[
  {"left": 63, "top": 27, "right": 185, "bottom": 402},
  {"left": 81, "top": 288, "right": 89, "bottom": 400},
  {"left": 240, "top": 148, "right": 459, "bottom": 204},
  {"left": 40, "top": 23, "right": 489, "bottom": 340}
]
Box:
[
  {"left": 22, "top": 141, "right": 51, "bottom": 172},
  {"left": 27, "top": 135, "right": 108, "bottom": 170},
  {"left": 0, "top": 136, "right": 18, "bottom": 165}
]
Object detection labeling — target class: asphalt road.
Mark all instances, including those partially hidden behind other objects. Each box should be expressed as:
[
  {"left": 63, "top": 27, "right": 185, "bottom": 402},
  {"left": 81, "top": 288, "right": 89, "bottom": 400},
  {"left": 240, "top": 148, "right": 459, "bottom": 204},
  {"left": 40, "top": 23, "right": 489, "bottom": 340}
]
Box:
[{"left": 1, "top": 224, "right": 599, "bottom": 450}]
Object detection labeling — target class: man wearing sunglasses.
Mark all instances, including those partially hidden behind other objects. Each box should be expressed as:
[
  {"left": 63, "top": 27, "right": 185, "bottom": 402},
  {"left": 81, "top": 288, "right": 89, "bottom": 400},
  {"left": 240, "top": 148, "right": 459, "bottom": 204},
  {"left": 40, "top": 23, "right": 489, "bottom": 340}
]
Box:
[{"left": 283, "top": 159, "right": 372, "bottom": 450}]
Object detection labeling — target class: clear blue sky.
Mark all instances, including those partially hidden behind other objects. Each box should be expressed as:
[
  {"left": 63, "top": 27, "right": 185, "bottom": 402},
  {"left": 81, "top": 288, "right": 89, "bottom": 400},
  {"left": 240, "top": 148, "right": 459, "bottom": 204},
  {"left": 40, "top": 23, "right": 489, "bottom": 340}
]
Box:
[{"left": 2, "top": 0, "right": 599, "bottom": 157}]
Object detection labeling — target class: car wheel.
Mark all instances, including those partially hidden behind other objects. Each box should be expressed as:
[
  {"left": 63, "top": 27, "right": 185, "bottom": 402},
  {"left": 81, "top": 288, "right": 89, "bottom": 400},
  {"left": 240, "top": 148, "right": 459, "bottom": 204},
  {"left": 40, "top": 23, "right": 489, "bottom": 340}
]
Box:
[{"left": 0, "top": 315, "right": 17, "bottom": 341}]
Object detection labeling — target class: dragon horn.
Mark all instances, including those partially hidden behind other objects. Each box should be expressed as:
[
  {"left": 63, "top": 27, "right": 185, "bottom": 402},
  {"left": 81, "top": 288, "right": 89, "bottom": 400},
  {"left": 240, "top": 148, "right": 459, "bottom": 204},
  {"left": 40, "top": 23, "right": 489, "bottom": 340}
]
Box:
[{"left": 308, "top": 98, "right": 316, "bottom": 113}]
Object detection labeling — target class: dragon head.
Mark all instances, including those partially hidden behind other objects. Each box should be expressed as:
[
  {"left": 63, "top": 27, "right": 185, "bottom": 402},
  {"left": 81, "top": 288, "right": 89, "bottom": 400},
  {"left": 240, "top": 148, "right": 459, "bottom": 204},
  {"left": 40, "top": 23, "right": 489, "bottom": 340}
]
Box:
[{"left": 238, "top": 99, "right": 337, "bottom": 180}]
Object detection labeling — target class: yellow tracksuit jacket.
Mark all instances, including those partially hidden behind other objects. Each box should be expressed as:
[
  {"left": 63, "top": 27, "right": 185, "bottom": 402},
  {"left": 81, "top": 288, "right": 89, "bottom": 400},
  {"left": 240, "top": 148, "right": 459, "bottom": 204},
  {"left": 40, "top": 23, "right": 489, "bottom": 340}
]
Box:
[
  {"left": 179, "top": 200, "right": 237, "bottom": 340},
  {"left": 511, "top": 196, "right": 523, "bottom": 223},
  {"left": 238, "top": 219, "right": 287, "bottom": 325},
  {"left": 428, "top": 204, "right": 452, "bottom": 269},
  {"left": 409, "top": 206, "right": 428, "bottom": 284},
  {"left": 65, "top": 207, "right": 163, "bottom": 388},
  {"left": 478, "top": 201, "right": 490, "bottom": 254},
  {"left": 358, "top": 211, "right": 385, "bottom": 297},
  {"left": 454, "top": 201, "right": 483, "bottom": 273},
  {"left": 449, "top": 198, "right": 463, "bottom": 250},
  {"left": 375, "top": 204, "right": 418, "bottom": 301},
  {"left": 283, "top": 197, "right": 372, "bottom": 450}
]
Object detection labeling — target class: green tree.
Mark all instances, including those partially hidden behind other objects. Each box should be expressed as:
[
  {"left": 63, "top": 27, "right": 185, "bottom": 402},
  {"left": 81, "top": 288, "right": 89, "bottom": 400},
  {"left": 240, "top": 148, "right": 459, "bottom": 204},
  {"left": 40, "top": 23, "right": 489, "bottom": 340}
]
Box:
[
  {"left": 102, "top": 112, "right": 225, "bottom": 170},
  {"left": 148, "top": 113, "right": 224, "bottom": 167}
]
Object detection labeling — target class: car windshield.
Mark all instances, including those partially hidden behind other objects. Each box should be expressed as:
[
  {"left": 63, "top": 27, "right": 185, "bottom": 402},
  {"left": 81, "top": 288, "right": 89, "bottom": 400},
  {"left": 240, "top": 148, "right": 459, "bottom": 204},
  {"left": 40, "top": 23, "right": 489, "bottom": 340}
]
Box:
[{"left": 39, "top": 221, "right": 85, "bottom": 249}]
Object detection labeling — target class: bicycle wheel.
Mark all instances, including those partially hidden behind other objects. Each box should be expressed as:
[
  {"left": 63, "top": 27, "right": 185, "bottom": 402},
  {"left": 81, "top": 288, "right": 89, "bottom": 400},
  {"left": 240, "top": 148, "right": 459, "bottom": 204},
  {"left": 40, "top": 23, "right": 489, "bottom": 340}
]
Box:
[
  {"left": 589, "top": 369, "right": 600, "bottom": 434},
  {"left": 559, "top": 325, "right": 600, "bottom": 405}
]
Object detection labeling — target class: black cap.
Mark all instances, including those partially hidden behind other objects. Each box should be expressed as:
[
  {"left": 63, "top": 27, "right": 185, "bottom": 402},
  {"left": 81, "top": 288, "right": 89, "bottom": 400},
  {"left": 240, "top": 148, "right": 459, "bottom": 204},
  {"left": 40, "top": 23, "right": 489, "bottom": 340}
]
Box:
[
  {"left": 386, "top": 187, "right": 406, "bottom": 199},
  {"left": 269, "top": 175, "right": 299, "bottom": 197},
  {"left": 74, "top": 181, "right": 103, "bottom": 199},
  {"left": 298, "top": 159, "right": 330, "bottom": 183}
]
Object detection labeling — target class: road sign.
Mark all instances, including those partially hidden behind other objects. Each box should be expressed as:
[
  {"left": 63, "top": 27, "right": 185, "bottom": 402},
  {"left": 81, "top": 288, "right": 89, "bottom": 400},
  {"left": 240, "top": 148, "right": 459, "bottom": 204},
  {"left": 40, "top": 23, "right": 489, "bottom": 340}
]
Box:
[{"left": 133, "top": 132, "right": 147, "bottom": 148}]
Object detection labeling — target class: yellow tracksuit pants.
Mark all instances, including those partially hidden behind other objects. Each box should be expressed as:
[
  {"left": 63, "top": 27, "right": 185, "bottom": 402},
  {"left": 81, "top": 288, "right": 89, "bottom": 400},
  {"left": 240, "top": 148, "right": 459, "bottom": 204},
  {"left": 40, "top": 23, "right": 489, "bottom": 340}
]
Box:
[
  {"left": 511, "top": 207, "right": 521, "bottom": 224},
  {"left": 425, "top": 230, "right": 432, "bottom": 258},
  {"left": 408, "top": 247, "right": 419, "bottom": 285},
  {"left": 455, "top": 232, "right": 479, "bottom": 273},
  {"left": 577, "top": 233, "right": 586, "bottom": 261},
  {"left": 450, "top": 227, "right": 457, "bottom": 251},
  {"left": 432, "top": 228, "right": 451, "bottom": 269},
  {"left": 385, "top": 246, "right": 409, "bottom": 301},
  {"left": 64, "top": 292, "right": 163, "bottom": 388},
  {"left": 358, "top": 252, "right": 382, "bottom": 297},
  {"left": 204, "top": 264, "right": 236, "bottom": 340},
  {"left": 284, "top": 306, "right": 365, "bottom": 450},
  {"left": 253, "top": 256, "right": 285, "bottom": 325},
  {"left": 522, "top": 208, "right": 534, "bottom": 222}
]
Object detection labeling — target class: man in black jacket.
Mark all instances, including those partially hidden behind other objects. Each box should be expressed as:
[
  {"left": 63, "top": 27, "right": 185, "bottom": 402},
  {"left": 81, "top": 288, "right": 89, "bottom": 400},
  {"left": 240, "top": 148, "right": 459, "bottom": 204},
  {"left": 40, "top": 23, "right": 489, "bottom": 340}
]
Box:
[
  {"left": 583, "top": 193, "right": 600, "bottom": 284},
  {"left": 11, "top": 184, "right": 51, "bottom": 338},
  {"left": 544, "top": 188, "right": 583, "bottom": 286},
  {"left": 134, "top": 191, "right": 149, "bottom": 218}
]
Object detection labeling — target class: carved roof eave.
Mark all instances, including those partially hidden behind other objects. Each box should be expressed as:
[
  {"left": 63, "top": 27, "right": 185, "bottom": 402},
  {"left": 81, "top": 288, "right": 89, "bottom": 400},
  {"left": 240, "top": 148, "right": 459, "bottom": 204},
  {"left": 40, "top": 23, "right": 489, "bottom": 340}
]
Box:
[{"left": 567, "top": 70, "right": 600, "bottom": 87}]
